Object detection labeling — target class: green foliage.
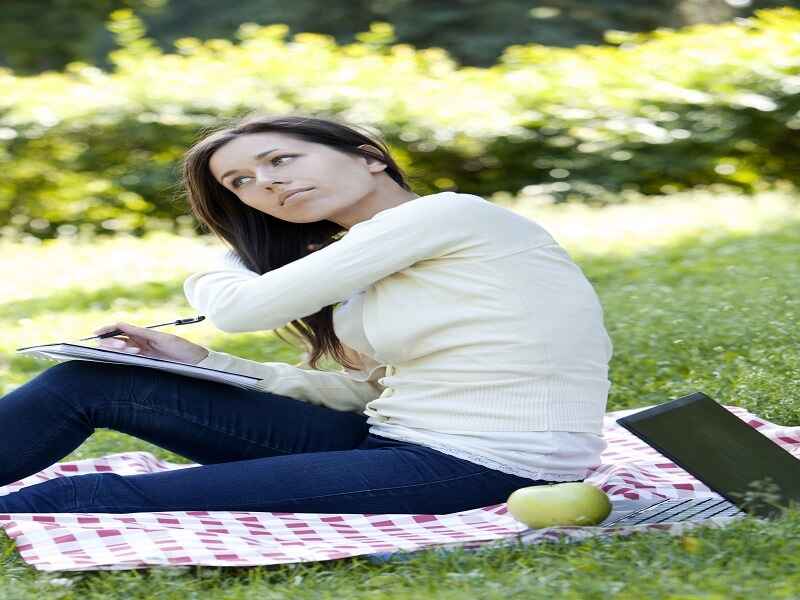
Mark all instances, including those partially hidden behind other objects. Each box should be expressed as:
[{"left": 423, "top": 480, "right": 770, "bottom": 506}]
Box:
[
  {"left": 99, "top": 0, "right": 800, "bottom": 69},
  {"left": 0, "top": 0, "right": 165, "bottom": 73},
  {"left": 1, "top": 8, "right": 799, "bottom": 239},
  {"left": 3, "top": 0, "right": 798, "bottom": 73}
]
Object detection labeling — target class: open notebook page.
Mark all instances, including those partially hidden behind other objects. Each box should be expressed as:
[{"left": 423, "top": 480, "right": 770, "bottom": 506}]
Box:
[{"left": 15, "top": 343, "right": 263, "bottom": 391}]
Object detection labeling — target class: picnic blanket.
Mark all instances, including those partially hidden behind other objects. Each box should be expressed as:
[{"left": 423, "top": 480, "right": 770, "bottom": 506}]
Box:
[{"left": 1, "top": 404, "right": 798, "bottom": 572}]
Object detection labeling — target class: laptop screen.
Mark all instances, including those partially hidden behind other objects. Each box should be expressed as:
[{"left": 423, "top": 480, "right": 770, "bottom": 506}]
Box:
[{"left": 617, "top": 392, "right": 800, "bottom": 518}]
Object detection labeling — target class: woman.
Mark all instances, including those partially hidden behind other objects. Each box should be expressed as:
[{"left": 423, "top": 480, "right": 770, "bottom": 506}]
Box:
[{"left": 0, "top": 114, "right": 613, "bottom": 515}]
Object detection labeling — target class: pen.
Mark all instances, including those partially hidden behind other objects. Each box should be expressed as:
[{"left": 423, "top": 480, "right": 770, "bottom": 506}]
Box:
[{"left": 79, "top": 315, "right": 206, "bottom": 342}]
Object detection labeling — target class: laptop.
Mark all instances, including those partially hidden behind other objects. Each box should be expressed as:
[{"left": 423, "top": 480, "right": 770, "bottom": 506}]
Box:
[{"left": 598, "top": 391, "right": 800, "bottom": 527}]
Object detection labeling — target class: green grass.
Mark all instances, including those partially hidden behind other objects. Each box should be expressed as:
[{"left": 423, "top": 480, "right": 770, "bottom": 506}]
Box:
[{"left": 1, "top": 189, "right": 800, "bottom": 597}]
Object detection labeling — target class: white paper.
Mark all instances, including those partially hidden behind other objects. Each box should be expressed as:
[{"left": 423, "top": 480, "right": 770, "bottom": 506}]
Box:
[{"left": 16, "top": 343, "right": 263, "bottom": 391}]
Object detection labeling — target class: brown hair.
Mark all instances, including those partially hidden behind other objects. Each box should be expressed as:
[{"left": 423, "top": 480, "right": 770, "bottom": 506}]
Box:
[{"left": 180, "top": 114, "right": 413, "bottom": 370}]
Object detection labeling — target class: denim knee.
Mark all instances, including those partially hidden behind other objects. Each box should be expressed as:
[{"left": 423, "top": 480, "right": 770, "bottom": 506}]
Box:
[
  {"left": 40, "top": 360, "right": 119, "bottom": 385},
  {"left": 34, "top": 361, "right": 109, "bottom": 400},
  {"left": 32, "top": 360, "right": 137, "bottom": 415}
]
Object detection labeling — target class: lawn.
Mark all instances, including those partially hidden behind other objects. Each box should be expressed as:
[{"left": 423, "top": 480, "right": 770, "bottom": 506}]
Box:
[{"left": 1, "top": 189, "right": 799, "bottom": 598}]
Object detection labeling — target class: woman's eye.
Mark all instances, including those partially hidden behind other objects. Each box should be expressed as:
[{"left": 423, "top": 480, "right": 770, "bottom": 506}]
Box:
[
  {"left": 231, "top": 176, "right": 252, "bottom": 189},
  {"left": 230, "top": 155, "right": 295, "bottom": 188},
  {"left": 271, "top": 155, "right": 294, "bottom": 166}
]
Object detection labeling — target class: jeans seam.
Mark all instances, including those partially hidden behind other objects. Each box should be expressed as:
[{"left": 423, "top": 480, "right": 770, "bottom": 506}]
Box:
[
  {"left": 118, "top": 365, "right": 301, "bottom": 456},
  {"left": 87, "top": 472, "right": 104, "bottom": 506},
  {"left": 38, "top": 377, "right": 90, "bottom": 422},
  {"left": 41, "top": 376, "right": 294, "bottom": 457},
  {"left": 104, "top": 401, "right": 294, "bottom": 457},
  {"left": 61, "top": 475, "right": 79, "bottom": 512},
  {"left": 81, "top": 468, "right": 495, "bottom": 513},
  {"left": 279, "top": 469, "right": 491, "bottom": 503},
  {"left": 1, "top": 417, "right": 85, "bottom": 490}
]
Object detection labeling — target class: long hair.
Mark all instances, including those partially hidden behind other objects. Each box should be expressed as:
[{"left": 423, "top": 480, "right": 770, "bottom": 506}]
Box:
[{"left": 180, "top": 114, "right": 414, "bottom": 370}]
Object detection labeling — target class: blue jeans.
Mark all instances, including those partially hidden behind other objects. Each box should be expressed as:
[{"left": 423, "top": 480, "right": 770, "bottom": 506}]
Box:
[{"left": 0, "top": 361, "right": 573, "bottom": 514}]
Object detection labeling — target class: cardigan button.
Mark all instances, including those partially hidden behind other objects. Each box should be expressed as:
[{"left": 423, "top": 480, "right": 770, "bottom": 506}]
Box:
[{"left": 381, "top": 387, "right": 395, "bottom": 398}]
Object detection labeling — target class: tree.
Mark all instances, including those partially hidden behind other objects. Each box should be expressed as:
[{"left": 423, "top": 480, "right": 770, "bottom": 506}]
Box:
[{"left": 2, "top": 0, "right": 797, "bottom": 74}]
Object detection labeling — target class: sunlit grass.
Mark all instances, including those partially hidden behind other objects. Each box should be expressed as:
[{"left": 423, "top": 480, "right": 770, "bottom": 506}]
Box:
[
  {"left": 0, "top": 232, "right": 223, "bottom": 304},
  {"left": 502, "top": 188, "right": 799, "bottom": 256}
]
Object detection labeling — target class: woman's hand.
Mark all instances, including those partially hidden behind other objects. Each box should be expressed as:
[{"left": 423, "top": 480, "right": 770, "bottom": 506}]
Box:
[{"left": 91, "top": 322, "right": 210, "bottom": 365}]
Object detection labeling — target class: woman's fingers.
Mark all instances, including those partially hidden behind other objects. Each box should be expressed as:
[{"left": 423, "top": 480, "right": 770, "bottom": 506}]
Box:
[
  {"left": 93, "top": 321, "right": 165, "bottom": 340},
  {"left": 90, "top": 321, "right": 201, "bottom": 361},
  {"left": 92, "top": 324, "right": 118, "bottom": 336},
  {"left": 99, "top": 337, "right": 141, "bottom": 353},
  {"left": 93, "top": 322, "right": 147, "bottom": 337},
  {"left": 93, "top": 322, "right": 171, "bottom": 349}
]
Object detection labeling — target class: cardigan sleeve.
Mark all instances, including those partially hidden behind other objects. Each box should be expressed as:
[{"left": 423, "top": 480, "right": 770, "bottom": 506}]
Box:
[
  {"left": 182, "top": 193, "right": 478, "bottom": 333},
  {"left": 196, "top": 349, "right": 387, "bottom": 413}
]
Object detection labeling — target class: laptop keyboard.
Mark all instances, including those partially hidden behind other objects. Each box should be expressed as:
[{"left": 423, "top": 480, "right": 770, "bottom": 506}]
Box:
[{"left": 601, "top": 497, "right": 745, "bottom": 527}]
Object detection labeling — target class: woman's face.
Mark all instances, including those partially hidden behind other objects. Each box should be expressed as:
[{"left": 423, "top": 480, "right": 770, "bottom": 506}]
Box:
[{"left": 208, "top": 132, "right": 387, "bottom": 225}]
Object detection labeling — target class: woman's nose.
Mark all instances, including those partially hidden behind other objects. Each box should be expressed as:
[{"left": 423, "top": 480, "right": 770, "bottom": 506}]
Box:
[
  {"left": 254, "top": 169, "right": 285, "bottom": 187},
  {"left": 255, "top": 175, "right": 278, "bottom": 187}
]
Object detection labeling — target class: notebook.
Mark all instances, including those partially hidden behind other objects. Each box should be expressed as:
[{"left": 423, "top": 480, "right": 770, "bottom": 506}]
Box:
[
  {"left": 599, "top": 391, "right": 800, "bottom": 527},
  {"left": 15, "top": 343, "right": 263, "bottom": 391}
]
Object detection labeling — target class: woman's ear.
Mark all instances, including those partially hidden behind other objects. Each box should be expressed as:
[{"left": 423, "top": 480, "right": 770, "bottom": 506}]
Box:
[{"left": 357, "top": 144, "right": 388, "bottom": 172}]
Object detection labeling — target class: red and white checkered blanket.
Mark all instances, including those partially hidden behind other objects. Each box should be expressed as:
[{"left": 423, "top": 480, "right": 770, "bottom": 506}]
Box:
[{"left": 2, "top": 404, "right": 798, "bottom": 572}]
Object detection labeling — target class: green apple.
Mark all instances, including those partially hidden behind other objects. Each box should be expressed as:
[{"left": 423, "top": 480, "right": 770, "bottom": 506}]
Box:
[{"left": 506, "top": 482, "right": 612, "bottom": 528}]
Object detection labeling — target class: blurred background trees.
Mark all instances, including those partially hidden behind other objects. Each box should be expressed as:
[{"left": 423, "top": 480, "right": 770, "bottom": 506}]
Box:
[
  {"left": 0, "top": 2, "right": 798, "bottom": 240},
  {"left": 3, "top": 0, "right": 797, "bottom": 73}
]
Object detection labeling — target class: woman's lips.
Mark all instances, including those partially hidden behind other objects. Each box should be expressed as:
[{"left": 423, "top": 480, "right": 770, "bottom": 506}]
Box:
[{"left": 283, "top": 188, "right": 313, "bottom": 205}]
